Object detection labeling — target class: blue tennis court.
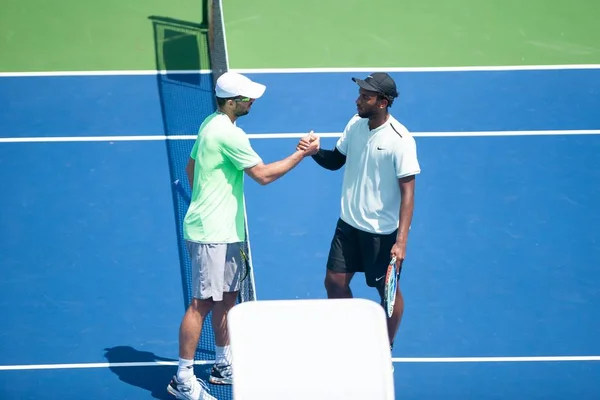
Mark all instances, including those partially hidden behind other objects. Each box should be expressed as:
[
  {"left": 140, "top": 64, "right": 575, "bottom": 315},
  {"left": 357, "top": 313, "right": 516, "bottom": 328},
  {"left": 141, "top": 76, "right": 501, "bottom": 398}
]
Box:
[
  {"left": 2, "top": 0, "right": 600, "bottom": 394},
  {"left": 1, "top": 65, "right": 600, "bottom": 399}
]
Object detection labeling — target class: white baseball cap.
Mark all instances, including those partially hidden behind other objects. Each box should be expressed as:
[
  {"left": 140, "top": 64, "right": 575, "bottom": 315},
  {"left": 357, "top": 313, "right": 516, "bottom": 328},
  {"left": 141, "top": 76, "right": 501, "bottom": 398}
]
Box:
[{"left": 215, "top": 72, "right": 266, "bottom": 99}]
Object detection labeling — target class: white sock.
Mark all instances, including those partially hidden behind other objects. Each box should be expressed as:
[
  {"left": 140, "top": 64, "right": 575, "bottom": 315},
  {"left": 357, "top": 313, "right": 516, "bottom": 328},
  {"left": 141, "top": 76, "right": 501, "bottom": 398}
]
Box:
[
  {"left": 215, "top": 345, "right": 231, "bottom": 365},
  {"left": 177, "top": 357, "right": 194, "bottom": 381}
]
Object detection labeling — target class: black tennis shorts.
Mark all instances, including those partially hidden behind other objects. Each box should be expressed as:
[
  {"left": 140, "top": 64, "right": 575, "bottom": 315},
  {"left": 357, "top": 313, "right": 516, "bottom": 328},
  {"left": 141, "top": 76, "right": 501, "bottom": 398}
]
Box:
[{"left": 326, "top": 218, "right": 400, "bottom": 288}]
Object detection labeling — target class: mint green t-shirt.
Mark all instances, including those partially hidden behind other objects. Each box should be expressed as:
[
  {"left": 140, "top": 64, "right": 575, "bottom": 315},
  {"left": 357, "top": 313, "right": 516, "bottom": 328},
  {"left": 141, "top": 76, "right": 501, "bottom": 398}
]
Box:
[{"left": 183, "top": 112, "right": 262, "bottom": 243}]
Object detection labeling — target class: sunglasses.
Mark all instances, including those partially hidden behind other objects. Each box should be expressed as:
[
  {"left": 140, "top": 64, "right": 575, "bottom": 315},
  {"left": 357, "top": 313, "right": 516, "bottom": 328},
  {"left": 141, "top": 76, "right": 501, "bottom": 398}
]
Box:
[{"left": 234, "top": 97, "right": 252, "bottom": 102}]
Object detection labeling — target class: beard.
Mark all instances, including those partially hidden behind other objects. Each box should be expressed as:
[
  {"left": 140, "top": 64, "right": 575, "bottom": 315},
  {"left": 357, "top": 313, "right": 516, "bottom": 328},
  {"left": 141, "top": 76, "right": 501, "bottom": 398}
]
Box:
[
  {"left": 357, "top": 107, "right": 373, "bottom": 118},
  {"left": 234, "top": 104, "right": 251, "bottom": 117}
]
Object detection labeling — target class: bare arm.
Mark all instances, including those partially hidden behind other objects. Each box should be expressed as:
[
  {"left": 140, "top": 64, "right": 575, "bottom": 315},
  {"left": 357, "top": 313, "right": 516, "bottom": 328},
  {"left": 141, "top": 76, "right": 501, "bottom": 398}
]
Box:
[
  {"left": 244, "top": 150, "right": 306, "bottom": 186},
  {"left": 390, "top": 175, "right": 416, "bottom": 265},
  {"left": 396, "top": 175, "right": 415, "bottom": 245},
  {"left": 186, "top": 157, "right": 195, "bottom": 188},
  {"left": 246, "top": 135, "right": 319, "bottom": 186}
]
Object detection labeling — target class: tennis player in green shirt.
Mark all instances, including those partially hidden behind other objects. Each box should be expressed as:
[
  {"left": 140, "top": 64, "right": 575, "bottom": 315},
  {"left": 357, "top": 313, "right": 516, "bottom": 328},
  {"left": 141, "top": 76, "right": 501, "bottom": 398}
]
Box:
[{"left": 167, "top": 72, "right": 320, "bottom": 400}]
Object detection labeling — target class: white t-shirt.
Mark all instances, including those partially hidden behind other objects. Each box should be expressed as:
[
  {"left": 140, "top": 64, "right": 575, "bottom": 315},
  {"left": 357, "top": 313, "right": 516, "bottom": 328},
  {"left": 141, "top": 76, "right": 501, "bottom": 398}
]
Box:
[{"left": 336, "top": 114, "right": 421, "bottom": 234}]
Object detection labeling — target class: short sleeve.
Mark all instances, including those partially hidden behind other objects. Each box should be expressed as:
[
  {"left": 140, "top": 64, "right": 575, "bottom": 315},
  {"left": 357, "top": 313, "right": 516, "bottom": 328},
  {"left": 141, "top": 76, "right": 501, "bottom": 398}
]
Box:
[
  {"left": 393, "top": 137, "right": 421, "bottom": 178},
  {"left": 221, "top": 127, "right": 263, "bottom": 170},
  {"left": 336, "top": 114, "right": 361, "bottom": 155},
  {"left": 189, "top": 135, "right": 199, "bottom": 160}
]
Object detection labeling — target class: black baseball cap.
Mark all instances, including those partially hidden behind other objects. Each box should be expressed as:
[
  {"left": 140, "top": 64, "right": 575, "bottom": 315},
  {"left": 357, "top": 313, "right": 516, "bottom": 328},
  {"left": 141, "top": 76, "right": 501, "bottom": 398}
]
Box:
[{"left": 352, "top": 72, "right": 399, "bottom": 99}]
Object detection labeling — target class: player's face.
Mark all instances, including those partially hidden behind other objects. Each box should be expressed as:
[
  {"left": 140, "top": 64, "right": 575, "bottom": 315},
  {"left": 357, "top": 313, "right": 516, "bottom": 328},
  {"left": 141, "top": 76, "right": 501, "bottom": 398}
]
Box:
[
  {"left": 233, "top": 97, "right": 255, "bottom": 116},
  {"left": 356, "top": 88, "right": 386, "bottom": 118}
]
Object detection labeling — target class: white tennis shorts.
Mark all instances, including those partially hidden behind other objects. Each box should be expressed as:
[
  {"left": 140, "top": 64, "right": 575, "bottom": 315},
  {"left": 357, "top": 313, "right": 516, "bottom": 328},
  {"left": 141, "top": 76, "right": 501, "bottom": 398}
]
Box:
[{"left": 186, "top": 241, "right": 244, "bottom": 301}]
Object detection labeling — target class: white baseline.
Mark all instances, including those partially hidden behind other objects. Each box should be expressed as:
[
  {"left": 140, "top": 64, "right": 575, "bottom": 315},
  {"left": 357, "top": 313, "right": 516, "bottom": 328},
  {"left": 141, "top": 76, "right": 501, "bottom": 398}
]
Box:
[
  {"left": 1, "top": 64, "right": 600, "bottom": 78},
  {"left": 1, "top": 355, "right": 600, "bottom": 371},
  {"left": 0, "top": 130, "right": 599, "bottom": 143}
]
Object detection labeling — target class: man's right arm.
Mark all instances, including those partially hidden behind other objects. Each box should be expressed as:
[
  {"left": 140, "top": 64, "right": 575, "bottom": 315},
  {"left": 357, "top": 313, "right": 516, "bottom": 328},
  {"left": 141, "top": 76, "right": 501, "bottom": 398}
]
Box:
[
  {"left": 311, "top": 148, "right": 346, "bottom": 170},
  {"left": 225, "top": 127, "right": 319, "bottom": 186},
  {"left": 302, "top": 115, "right": 358, "bottom": 171},
  {"left": 297, "top": 138, "right": 346, "bottom": 170},
  {"left": 244, "top": 149, "right": 307, "bottom": 186}
]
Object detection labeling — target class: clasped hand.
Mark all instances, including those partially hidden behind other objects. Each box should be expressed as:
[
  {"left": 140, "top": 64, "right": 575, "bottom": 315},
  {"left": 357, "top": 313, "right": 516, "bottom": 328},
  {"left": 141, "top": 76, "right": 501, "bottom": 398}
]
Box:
[{"left": 296, "top": 130, "right": 320, "bottom": 156}]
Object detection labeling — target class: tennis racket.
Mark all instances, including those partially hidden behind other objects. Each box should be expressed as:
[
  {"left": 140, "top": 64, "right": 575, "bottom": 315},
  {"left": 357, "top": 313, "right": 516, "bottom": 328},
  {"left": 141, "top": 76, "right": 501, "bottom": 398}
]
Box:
[
  {"left": 173, "top": 179, "right": 191, "bottom": 204},
  {"left": 383, "top": 256, "right": 398, "bottom": 318},
  {"left": 172, "top": 179, "right": 251, "bottom": 283}
]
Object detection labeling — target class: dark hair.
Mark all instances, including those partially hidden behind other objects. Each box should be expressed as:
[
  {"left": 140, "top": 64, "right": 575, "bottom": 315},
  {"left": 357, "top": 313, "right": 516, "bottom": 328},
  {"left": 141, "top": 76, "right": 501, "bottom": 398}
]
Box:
[
  {"left": 216, "top": 96, "right": 231, "bottom": 107},
  {"left": 377, "top": 94, "right": 395, "bottom": 108}
]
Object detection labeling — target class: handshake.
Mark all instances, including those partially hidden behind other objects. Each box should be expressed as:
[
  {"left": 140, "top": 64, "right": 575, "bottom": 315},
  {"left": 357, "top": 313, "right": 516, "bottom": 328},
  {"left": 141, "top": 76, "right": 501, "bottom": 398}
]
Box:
[{"left": 296, "top": 130, "right": 321, "bottom": 157}]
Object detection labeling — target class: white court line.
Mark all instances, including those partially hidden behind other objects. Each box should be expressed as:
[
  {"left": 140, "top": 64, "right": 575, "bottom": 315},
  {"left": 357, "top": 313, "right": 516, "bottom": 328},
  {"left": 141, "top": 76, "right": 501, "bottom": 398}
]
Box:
[
  {"left": 1, "top": 130, "right": 599, "bottom": 143},
  {"left": 0, "top": 360, "right": 212, "bottom": 371},
  {"left": 0, "top": 64, "right": 599, "bottom": 77},
  {"left": 1, "top": 356, "right": 599, "bottom": 371},
  {"left": 394, "top": 356, "right": 600, "bottom": 363},
  {"left": 231, "top": 65, "right": 600, "bottom": 74},
  {"left": 0, "top": 70, "right": 213, "bottom": 77}
]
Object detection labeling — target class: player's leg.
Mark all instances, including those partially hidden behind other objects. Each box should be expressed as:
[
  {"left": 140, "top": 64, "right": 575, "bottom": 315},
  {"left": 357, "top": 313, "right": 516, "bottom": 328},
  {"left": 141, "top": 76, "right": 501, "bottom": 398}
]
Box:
[
  {"left": 209, "top": 291, "right": 237, "bottom": 385},
  {"left": 325, "top": 269, "right": 354, "bottom": 298},
  {"left": 209, "top": 242, "right": 244, "bottom": 385},
  {"left": 212, "top": 292, "right": 237, "bottom": 350},
  {"left": 324, "top": 218, "right": 363, "bottom": 298},
  {"left": 168, "top": 241, "right": 217, "bottom": 400},
  {"left": 178, "top": 298, "right": 214, "bottom": 362},
  {"left": 360, "top": 230, "right": 404, "bottom": 348}
]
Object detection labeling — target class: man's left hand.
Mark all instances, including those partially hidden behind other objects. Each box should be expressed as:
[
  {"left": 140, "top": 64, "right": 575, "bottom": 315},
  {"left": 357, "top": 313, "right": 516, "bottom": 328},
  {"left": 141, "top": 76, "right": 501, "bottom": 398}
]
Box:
[{"left": 390, "top": 241, "right": 406, "bottom": 268}]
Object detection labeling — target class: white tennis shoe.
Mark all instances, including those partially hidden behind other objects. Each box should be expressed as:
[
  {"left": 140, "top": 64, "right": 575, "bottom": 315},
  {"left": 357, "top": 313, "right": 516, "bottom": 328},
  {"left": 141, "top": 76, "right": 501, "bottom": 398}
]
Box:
[{"left": 167, "top": 375, "right": 216, "bottom": 400}]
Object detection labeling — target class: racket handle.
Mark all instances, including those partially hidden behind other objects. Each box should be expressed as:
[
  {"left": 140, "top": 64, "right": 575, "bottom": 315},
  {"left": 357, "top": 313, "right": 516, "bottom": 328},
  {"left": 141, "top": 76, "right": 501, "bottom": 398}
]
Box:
[{"left": 173, "top": 179, "right": 191, "bottom": 205}]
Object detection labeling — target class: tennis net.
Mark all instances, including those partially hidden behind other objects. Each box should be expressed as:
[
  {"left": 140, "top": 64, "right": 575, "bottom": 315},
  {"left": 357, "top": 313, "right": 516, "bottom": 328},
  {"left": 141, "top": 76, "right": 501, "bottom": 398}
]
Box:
[{"left": 149, "top": 0, "right": 257, "bottom": 374}]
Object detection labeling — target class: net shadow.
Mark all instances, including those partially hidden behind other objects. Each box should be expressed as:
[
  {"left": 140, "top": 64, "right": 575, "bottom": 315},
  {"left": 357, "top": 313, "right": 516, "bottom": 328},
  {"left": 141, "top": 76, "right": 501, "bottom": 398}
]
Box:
[
  {"left": 148, "top": 6, "right": 254, "bottom": 399},
  {"left": 148, "top": 13, "right": 217, "bottom": 361},
  {"left": 104, "top": 346, "right": 176, "bottom": 400}
]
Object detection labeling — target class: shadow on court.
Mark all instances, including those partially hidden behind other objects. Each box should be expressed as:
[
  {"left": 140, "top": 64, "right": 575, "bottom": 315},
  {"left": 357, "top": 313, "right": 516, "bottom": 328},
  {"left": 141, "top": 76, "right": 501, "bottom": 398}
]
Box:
[
  {"left": 144, "top": 12, "right": 237, "bottom": 400},
  {"left": 104, "top": 346, "right": 175, "bottom": 399},
  {"left": 147, "top": 14, "right": 215, "bottom": 307},
  {"left": 147, "top": 13, "right": 218, "bottom": 363},
  {"left": 104, "top": 346, "right": 224, "bottom": 399}
]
